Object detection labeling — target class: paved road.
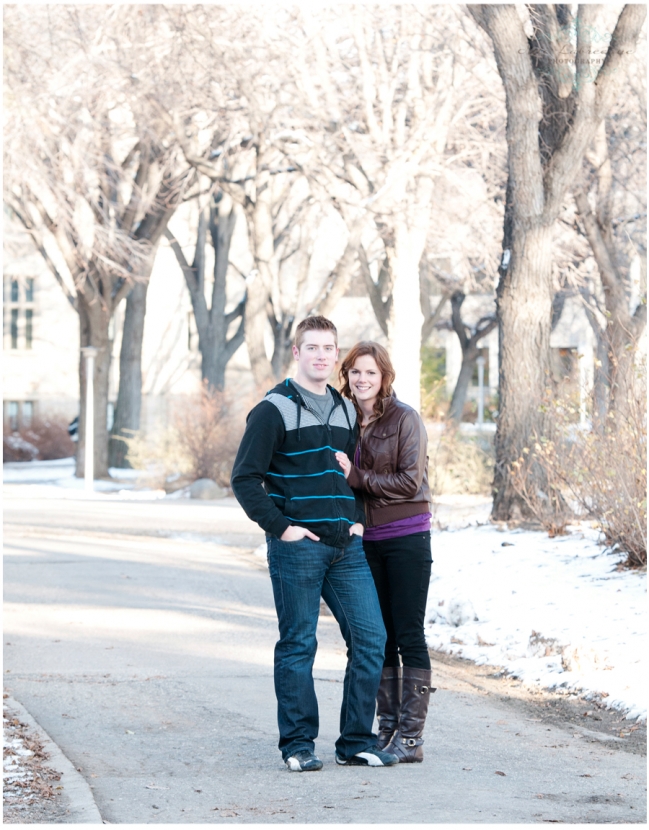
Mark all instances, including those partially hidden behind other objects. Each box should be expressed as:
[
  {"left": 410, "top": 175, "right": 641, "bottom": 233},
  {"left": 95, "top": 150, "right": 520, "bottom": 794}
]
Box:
[{"left": 3, "top": 490, "right": 646, "bottom": 824}]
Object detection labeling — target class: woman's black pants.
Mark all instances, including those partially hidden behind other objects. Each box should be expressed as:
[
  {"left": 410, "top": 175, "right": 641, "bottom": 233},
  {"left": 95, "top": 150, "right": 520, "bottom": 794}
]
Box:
[{"left": 362, "top": 531, "right": 432, "bottom": 670}]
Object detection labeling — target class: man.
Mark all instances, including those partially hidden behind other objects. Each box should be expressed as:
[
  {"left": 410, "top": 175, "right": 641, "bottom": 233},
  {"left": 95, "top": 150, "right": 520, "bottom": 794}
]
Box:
[{"left": 231, "top": 316, "right": 397, "bottom": 771}]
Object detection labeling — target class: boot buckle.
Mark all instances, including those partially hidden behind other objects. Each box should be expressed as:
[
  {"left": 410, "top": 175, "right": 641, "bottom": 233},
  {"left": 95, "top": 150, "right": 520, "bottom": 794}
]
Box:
[
  {"left": 404, "top": 738, "right": 418, "bottom": 747},
  {"left": 419, "top": 685, "right": 428, "bottom": 694}
]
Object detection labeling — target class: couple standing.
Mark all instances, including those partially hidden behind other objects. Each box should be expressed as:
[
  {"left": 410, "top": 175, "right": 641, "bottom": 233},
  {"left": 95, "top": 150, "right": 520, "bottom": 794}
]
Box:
[{"left": 231, "top": 316, "right": 433, "bottom": 771}]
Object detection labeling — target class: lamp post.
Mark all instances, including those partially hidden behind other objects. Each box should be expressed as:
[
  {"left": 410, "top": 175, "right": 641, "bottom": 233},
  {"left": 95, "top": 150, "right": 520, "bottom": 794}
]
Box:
[
  {"left": 81, "top": 347, "right": 98, "bottom": 491},
  {"left": 476, "top": 355, "right": 485, "bottom": 428}
]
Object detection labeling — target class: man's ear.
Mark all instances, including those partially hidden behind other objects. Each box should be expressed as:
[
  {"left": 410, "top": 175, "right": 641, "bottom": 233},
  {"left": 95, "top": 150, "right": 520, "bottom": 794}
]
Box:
[{"left": 292, "top": 344, "right": 300, "bottom": 360}]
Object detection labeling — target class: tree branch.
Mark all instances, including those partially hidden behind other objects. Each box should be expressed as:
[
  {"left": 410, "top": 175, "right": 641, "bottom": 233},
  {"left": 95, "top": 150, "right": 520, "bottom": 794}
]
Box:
[
  {"left": 8, "top": 200, "right": 78, "bottom": 310},
  {"left": 358, "top": 244, "right": 389, "bottom": 337}
]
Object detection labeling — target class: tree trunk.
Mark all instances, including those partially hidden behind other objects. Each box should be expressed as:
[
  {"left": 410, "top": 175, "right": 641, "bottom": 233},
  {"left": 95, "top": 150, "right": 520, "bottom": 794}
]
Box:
[
  {"left": 574, "top": 189, "right": 647, "bottom": 420},
  {"left": 243, "top": 277, "right": 274, "bottom": 389},
  {"left": 448, "top": 349, "right": 479, "bottom": 424},
  {"left": 386, "top": 181, "right": 433, "bottom": 411},
  {"left": 165, "top": 200, "right": 245, "bottom": 393},
  {"left": 76, "top": 298, "right": 112, "bottom": 479},
  {"left": 243, "top": 161, "right": 276, "bottom": 389},
  {"left": 580, "top": 292, "right": 610, "bottom": 430},
  {"left": 468, "top": 3, "right": 645, "bottom": 520},
  {"left": 200, "top": 329, "right": 226, "bottom": 391},
  {"left": 387, "top": 230, "right": 424, "bottom": 410},
  {"left": 109, "top": 280, "right": 149, "bottom": 468},
  {"left": 492, "top": 223, "right": 554, "bottom": 519}
]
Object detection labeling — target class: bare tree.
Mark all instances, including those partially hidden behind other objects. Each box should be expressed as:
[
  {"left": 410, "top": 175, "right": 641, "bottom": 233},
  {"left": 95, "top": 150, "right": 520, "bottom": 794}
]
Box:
[
  {"left": 295, "top": 5, "right": 467, "bottom": 408},
  {"left": 574, "top": 94, "right": 647, "bottom": 420},
  {"left": 158, "top": 6, "right": 371, "bottom": 386},
  {"left": 467, "top": 3, "right": 646, "bottom": 520},
  {"left": 4, "top": 6, "right": 193, "bottom": 476},
  {"left": 165, "top": 192, "right": 245, "bottom": 391}
]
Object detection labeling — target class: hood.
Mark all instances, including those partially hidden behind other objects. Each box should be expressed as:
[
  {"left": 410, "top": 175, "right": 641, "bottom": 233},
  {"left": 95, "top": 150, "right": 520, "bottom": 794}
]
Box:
[{"left": 266, "top": 378, "right": 351, "bottom": 440}]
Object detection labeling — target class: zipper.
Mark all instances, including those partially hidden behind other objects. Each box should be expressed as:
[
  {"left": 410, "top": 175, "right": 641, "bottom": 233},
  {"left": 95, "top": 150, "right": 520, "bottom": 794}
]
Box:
[
  {"left": 301, "top": 397, "right": 343, "bottom": 528},
  {"left": 326, "top": 402, "right": 341, "bottom": 526},
  {"left": 359, "top": 420, "right": 378, "bottom": 527}
]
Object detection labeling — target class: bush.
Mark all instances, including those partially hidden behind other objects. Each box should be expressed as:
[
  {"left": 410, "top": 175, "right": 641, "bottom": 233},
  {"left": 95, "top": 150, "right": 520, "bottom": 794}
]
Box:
[
  {"left": 511, "top": 388, "right": 647, "bottom": 567},
  {"left": 420, "top": 346, "right": 448, "bottom": 421},
  {"left": 3, "top": 417, "right": 76, "bottom": 462},
  {"left": 126, "top": 382, "right": 248, "bottom": 491},
  {"left": 428, "top": 427, "right": 495, "bottom": 496}
]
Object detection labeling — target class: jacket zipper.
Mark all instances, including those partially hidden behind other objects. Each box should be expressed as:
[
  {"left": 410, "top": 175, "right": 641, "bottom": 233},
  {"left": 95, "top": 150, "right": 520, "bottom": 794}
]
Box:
[
  {"left": 301, "top": 397, "right": 343, "bottom": 530},
  {"left": 359, "top": 420, "right": 378, "bottom": 527}
]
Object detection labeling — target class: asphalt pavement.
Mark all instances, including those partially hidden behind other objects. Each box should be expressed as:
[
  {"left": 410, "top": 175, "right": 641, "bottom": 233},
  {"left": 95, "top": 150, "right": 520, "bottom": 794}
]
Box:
[{"left": 3, "top": 489, "right": 646, "bottom": 823}]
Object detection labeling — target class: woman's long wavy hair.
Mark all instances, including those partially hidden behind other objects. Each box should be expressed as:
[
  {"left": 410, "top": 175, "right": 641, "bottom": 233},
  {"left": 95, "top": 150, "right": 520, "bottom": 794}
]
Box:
[{"left": 339, "top": 341, "right": 396, "bottom": 421}]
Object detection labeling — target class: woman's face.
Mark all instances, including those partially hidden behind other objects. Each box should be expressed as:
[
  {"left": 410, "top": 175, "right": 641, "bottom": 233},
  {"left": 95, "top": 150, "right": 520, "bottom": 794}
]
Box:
[{"left": 348, "top": 354, "right": 382, "bottom": 405}]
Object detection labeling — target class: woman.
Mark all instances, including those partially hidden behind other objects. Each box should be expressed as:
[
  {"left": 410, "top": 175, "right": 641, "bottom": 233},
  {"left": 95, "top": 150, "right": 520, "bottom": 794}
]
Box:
[{"left": 335, "top": 341, "right": 434, "bottom": 763}]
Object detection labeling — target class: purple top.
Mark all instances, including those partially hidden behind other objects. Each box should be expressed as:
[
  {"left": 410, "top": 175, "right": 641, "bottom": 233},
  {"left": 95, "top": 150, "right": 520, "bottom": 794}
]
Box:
[
  {"left": 353, "top": 441, "right": 431, "bottom": 541},
  {"left": 363, "top": 511, "right": 431, "bottom": 541}
]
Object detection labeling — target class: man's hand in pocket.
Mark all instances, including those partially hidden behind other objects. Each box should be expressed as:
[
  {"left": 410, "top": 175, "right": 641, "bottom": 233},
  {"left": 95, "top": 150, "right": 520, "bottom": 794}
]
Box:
[{"left": 280, "top": 525, "right": 320, "bottom": 542}]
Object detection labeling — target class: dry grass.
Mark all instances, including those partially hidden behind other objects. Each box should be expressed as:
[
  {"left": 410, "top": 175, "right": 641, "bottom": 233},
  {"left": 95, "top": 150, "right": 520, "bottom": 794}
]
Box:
[
  {"left": 126, "top": 382, "right": 248, "bottom": 490},
  {"left": 428, "top": 426, "right": 495, "bottom": 497},
  {"left": 511, "top": 385, "right": 647, "bottom": 567}
]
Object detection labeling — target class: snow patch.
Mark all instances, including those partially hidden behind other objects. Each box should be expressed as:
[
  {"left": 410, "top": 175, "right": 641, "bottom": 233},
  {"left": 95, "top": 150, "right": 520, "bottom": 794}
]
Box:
[{"left": 426, "top": 523, "right": 646, "bottom": 721}]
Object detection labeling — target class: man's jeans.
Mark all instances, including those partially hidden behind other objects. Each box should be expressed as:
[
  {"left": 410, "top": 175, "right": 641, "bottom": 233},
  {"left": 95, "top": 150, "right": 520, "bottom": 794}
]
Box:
[{"left": 266, "top": 534, "right": 386, "bottom": 760}]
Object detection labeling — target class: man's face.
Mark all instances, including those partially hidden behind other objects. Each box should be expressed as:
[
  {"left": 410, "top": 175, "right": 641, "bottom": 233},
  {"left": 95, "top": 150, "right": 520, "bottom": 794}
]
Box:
[{"left": 292, "top": 330, "right": 339, "bottom": 383}]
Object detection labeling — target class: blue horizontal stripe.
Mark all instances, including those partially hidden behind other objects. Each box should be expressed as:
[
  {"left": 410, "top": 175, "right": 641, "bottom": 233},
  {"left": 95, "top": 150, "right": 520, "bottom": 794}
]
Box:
[
  {"left": 267, "top": 470, "right": 345, "bottom": 478},
  {"left": 277, "top": 445, "right": 344, "bottom": 457},
  {"left": 285, "top": 516, "right": 355, "bottom": 524},
  {"left": 291, "top": 495, "right": 355, "bottom": 501},
  {"left": 268, "top": 493, "right": 354, "bottom": 502}
]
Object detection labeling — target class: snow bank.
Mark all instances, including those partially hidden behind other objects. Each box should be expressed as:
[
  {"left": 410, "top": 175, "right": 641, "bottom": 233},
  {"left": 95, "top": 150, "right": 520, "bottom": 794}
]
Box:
[
  {"left": 2, "top": 459, "right": 164, "bottom": 499},
  {"left": 426, "top": 524, "right": 646, "bottom": 721},
  {"left": 3, "top": 457, "right": 76, "bottom": 483}
]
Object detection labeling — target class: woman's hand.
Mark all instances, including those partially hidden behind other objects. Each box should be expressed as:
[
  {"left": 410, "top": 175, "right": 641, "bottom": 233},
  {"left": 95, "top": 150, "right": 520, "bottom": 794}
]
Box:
[
  {"left": 349, "top": 523, "right": 364, "bottom": 537},
  {"left": 335, "top": 451, "right": 352, "bottom": 478}
]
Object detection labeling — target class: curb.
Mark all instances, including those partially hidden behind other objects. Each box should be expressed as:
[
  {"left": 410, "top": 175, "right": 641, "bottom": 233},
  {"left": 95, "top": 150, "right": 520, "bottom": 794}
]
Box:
[{"left": 4, "top": 695, "right": 103, "bottom": 824}]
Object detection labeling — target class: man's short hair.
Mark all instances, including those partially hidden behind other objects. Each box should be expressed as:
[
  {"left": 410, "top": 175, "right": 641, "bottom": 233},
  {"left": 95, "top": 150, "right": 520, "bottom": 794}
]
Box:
[{"left": 294, "top": 316, "right": 338, "bottom": 350}]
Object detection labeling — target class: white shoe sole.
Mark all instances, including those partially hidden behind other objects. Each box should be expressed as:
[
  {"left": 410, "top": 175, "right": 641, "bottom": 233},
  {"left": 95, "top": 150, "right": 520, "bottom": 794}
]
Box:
[
  {"left": 336, "top": 751, "right": 393, "bottom": 766},
  {"left": 285, "top": 755, "right": 322, "bottom": 771}
]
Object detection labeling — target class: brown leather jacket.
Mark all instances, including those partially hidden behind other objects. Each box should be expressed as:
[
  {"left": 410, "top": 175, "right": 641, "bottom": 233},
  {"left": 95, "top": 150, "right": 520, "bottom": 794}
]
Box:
[{"left": 347, "top": 393, "right": 431, "bottom": 528}]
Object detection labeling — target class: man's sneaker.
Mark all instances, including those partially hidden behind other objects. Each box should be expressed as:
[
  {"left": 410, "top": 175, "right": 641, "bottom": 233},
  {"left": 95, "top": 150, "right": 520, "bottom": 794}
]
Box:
[
  {"left": 285, "top": 750, "right": 323, "bottom": 772},
  {"left": 335, "top": 747, "right": 399, "bottom": 767}
]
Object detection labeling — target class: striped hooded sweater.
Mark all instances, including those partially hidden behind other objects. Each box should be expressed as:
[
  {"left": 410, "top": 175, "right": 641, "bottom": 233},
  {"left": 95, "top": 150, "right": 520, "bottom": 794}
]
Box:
[{"left": 231, "top": 379, "right": 363, "bottom": 548}]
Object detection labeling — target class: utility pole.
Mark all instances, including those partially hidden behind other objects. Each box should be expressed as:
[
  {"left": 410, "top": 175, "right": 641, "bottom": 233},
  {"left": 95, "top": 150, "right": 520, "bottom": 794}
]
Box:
[
  {"left": 476, "top": 355, "right": 485, "bottom": 428},
  {"left": 81, "top": 346, "right": 98, "bottom": 492}
]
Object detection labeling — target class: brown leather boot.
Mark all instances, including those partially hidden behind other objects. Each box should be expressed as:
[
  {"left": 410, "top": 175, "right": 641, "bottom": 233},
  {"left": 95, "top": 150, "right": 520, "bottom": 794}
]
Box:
[
  {"left": 385, "top": 667, "right": 435, "bottom": 763},
  {"left": 375, "top": 666, "right": 402, "bottom": 750}
]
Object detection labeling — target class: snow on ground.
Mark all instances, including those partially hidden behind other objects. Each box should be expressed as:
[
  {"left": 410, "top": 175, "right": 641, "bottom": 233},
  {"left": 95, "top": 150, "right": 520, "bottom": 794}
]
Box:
[
  {"left": 2, "top": 458, "right": 165, "bottom": 500},
  {"left": 426, "top": 522, "right": 646, "bottom": 722}
]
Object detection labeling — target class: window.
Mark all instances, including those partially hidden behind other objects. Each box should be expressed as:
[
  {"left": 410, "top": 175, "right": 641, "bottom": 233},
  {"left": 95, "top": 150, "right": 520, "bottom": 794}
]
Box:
[
  {"left": 5, "top": 276, "right": 35, "bottom": 350},
  {"left": 22, "top": 401, "right": 33, "bottom": 428},
  {"left": 10, "top": 309, "right": 18, "bottom": 349},
  {"left": 8, "top": 402, "right": 18, "bottom": 431},
  {"left": 25, "top": 309, "right": 33, "bottom": 349}
]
